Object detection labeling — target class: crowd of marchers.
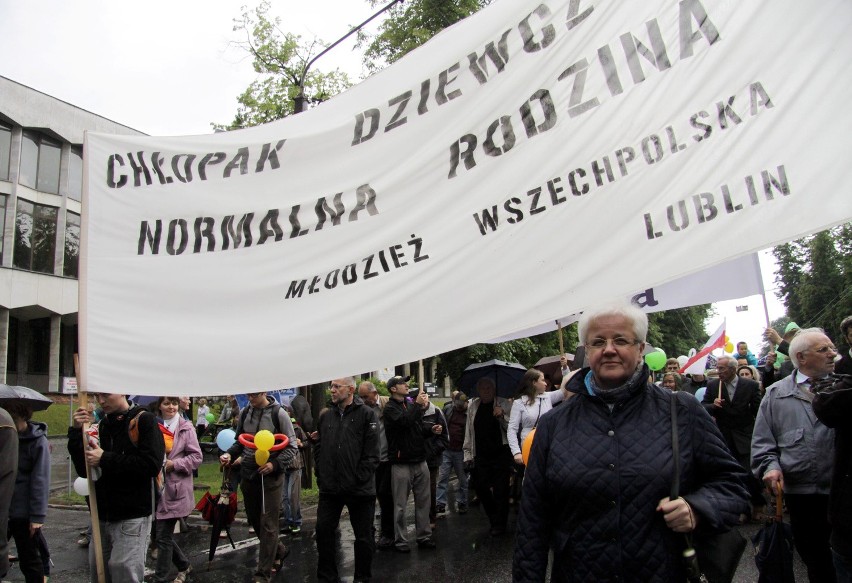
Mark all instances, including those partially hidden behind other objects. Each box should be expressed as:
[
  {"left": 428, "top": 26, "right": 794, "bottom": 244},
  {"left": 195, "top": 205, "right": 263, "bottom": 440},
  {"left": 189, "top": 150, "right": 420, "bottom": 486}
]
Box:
[{"left": 0, "top": 309, "right": 850, "bottom": 583}]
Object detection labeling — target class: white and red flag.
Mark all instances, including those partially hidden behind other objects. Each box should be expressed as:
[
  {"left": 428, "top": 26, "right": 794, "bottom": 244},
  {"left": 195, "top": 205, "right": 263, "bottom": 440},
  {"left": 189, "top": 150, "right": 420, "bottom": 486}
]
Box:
[{"left": 681, "top": 320, "right": 727, "bottom": 375}]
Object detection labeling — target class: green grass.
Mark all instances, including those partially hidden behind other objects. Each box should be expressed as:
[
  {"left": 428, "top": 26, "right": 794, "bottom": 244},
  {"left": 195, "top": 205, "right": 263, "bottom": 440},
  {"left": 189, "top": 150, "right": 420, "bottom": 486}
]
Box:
[
  {"left": 33, "top": 403, "right": 72, "bottom": 436},
  {"left": 50, "top": 460, "right": 319, "bottom": 509}
]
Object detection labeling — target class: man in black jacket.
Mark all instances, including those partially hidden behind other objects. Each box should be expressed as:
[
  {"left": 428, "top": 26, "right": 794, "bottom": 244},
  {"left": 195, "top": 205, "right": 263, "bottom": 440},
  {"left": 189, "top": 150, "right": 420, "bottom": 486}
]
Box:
[
  {"left": 314, "top": 377, "right": 380, "bottom": 583},
  {"left": 702, "top": 355, "right": 765, "bottom": 516},
  {"left": 68, "top": 393, "right": 165, "bottom": 583},
  {"left": 383, "top": 375, "right": 436, "bottom": 552}
]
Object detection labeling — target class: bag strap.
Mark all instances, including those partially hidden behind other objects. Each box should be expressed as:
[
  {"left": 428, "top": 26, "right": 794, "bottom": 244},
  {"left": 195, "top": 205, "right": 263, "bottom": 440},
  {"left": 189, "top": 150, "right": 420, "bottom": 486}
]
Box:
[{"left": 670, "top": 392, "right": 680, "bottom": 500}]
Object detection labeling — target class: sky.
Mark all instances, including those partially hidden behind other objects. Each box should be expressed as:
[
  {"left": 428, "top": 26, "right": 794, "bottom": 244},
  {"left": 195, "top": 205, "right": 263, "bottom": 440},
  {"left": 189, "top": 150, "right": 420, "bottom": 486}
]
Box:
[{"left": 0, "top": 0, "right": 789, "bottom": 356}]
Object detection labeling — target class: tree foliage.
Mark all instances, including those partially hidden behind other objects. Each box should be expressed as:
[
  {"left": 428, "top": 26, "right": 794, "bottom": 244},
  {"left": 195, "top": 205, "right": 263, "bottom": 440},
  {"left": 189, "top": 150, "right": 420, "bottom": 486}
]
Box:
[
  {"left": 215, "top": 1, "right": 352, "bottom": 130},
  {"left": 360, "top": 0, "right": 490, "bottom": 71},
  {"left": 772, "top": 224, "right": 852, "bottom": 343}
]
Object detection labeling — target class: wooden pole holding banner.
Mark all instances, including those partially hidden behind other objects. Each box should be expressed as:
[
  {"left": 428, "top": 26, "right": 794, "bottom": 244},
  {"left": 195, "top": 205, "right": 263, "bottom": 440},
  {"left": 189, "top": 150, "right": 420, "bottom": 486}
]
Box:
[
  {"left": 418, "top": 359, "right": 425, "bottom": 391},
  {"left": 557, "top": 321, "right": 565, "bottom": 356},
  {"left": 74, "top": 354, "right": 106, "bottom": 583}
]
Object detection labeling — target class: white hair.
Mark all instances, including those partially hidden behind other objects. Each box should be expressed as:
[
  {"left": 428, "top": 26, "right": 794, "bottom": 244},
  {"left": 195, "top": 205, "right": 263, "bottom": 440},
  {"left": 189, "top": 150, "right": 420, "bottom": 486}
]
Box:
[
  {"left": 578, "top": 302, "right": 648, "bottom": 344},
  {"left": 788, "top": 327, "right": 827, "bottom": 368}
]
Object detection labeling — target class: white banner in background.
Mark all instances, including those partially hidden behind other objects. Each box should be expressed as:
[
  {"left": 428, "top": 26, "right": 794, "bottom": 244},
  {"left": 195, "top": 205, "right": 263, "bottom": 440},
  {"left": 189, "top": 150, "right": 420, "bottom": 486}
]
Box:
[
  {"left": 488, "top": 253, "right": 763, "bottom": 342},
  {"left": 82, "top": 0, "right": 852, "bottom": 394}
]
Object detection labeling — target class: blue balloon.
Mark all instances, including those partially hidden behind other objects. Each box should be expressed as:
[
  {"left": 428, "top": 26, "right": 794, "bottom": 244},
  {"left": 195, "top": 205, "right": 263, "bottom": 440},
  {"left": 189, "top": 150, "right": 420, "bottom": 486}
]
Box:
[{"left": 216, "top": 428, "right": 236, "bottom": 451}]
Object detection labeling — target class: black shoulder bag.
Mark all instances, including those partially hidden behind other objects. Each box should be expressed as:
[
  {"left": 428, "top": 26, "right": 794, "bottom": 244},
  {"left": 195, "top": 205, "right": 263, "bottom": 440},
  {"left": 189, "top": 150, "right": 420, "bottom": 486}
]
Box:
[{"left": 670, "top": 393, "right": 747, "bottom": 583}]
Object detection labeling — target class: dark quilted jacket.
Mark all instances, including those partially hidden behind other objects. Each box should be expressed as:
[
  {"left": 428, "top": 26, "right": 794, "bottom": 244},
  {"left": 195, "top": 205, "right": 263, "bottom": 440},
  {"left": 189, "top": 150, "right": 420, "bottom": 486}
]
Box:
[{"left": 513, "top": 367, "right": 748, "bottom": 583}]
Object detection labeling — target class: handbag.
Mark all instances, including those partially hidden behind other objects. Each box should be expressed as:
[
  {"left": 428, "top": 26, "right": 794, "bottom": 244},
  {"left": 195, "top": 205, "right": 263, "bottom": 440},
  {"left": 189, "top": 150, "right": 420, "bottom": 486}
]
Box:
[{"left": 670, "top": 393, "right": 747, "bottom": 583}]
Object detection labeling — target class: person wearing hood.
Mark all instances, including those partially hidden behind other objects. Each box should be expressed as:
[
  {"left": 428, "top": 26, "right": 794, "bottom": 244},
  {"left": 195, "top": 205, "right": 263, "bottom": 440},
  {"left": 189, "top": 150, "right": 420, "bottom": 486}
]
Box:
[
  {"left": 513, "top": 302, "right": 748, "bottom": 582},
  {"left": 152, "top": 396, "right": 202, "bottom": 583},
  {"left": 6, "top": 400, "right": 49, "bottom": 583},
  {"left": 221, "top": 391, "right": 297, "bottom": 583},
  {"left": 0, "top": 406, "right": 18, "bottom": 580}
]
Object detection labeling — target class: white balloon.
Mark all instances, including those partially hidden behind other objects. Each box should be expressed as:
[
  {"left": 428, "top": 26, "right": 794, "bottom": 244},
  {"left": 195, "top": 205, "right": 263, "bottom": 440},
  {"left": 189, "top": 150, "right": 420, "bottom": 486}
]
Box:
[
  {"left": 73, "top": 477, "right": 89, "bottom": 497},
  {"left": 677, "top": 355, "right": 689, "bottom": 367},
  {"left": 688, "top": 348, "right": 697, "bottom": 358}
]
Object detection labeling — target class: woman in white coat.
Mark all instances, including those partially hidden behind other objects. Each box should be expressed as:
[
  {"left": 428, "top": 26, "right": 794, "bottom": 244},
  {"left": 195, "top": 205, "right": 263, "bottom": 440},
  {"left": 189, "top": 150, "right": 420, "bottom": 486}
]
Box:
[{"left": 508, "top": 368, "right": 570, "bottom": 466}]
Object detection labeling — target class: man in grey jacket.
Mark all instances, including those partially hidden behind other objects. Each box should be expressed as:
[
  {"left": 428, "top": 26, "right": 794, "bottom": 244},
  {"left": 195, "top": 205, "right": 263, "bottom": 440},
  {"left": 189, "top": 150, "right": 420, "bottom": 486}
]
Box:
[
  {"left": 0, "top": 406, "right": 18, "bottom": 579},
  {"left": 751, "top": 328, "right": 839, "bottom": 583}
]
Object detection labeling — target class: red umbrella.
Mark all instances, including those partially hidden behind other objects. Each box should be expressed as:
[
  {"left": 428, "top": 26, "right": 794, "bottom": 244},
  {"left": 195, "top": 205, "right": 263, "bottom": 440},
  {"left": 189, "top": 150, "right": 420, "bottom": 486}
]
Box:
[{"left": 195, "top": 468, "right": 238, "bottom": 566}]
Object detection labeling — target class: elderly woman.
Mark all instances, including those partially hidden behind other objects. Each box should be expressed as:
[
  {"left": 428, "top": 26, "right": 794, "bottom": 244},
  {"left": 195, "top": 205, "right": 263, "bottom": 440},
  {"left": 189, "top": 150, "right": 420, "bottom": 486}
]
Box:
[{"left": 513, "top": 303, "right": 748, "bottom": 582}]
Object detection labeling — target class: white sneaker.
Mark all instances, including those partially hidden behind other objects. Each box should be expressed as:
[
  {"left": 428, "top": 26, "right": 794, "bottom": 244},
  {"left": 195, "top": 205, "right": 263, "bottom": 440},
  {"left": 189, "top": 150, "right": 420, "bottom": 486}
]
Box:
[{"left": 172, "top": 564, "right": 192, "bottom": 583}]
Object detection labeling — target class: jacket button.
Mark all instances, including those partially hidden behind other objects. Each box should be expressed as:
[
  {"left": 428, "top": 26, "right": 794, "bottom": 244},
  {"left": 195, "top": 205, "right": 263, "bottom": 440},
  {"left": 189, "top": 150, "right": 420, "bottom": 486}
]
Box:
[
  {"left": 611, "top": 500, "right": 616, "bottom": 507},
  {"left": 608, "top": 464, "right": 615, "bottom": 470},
  {"left": 607, "top": 430, "right": 615, "bottom": 437}
]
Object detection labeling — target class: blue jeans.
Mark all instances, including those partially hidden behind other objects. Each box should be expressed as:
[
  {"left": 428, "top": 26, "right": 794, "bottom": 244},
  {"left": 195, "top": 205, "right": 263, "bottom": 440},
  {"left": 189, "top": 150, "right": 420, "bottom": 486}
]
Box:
[
  {"left": 89, "top": 515, "right": 151, "bottom": 583},
  {"left": 281, "top": 468, "right": 302, "bottom": 527},
  {"left": 834, "top": 549, "right": 852, "bottom": 583},
  {"left": 436, "top": 450, "right": 468, "bottom": 507}
]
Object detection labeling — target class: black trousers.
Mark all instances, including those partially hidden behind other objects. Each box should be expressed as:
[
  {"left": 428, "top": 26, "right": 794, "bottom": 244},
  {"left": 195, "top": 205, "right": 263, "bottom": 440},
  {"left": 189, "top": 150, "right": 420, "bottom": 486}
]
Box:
[
  {"left": 786, "top": 493, "right": 837, "bottom": 583},
  {"left": 8, "top": 518, "right": 44, "bottom": 583},
  {"left": 375, "top": 461, "right": 394, "bottom": 540},
  {"left": 472, "top": 457, "right": 512, "bottom": 529},
  {"left": 316, "top": 493, "right": 375, "bottom": 582}
]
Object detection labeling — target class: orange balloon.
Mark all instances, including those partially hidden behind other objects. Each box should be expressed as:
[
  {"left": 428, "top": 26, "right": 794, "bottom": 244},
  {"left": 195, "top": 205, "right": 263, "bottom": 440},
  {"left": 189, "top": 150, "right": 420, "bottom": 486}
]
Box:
[{"left": 521, "top": 428, "right": 537, "bottom": 466}]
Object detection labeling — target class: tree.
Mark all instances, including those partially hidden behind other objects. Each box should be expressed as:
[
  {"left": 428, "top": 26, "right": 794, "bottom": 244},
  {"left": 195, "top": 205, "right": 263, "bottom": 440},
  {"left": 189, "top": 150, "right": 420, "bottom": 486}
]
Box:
[
  {"left": 215, "top": 1, "right": 352, "bottom": 130},
  {"left": 646, "top": 305, "right": 714, "bottom": 358},
  {"left": 360, "top": 0, "right": 490, "bottom": 71},
  {"left": 772, "top": 224, "right": 852, "bottom": 343}
]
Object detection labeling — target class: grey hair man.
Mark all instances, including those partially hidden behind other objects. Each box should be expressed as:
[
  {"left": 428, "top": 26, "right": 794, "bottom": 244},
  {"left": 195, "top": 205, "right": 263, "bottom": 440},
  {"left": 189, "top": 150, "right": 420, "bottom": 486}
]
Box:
[{"left": 752, "top": 327, "right": 838, "bottom": 583}]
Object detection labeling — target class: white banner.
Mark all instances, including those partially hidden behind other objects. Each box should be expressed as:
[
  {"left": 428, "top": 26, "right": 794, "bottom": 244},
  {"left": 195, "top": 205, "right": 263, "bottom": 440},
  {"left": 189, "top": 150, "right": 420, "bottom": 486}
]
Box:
[
  {"left": 487, "top": 252, "right": 763, "bottom": 342},
  {"left": 82, "top": 0, "right": 852, "bottom": 395}
]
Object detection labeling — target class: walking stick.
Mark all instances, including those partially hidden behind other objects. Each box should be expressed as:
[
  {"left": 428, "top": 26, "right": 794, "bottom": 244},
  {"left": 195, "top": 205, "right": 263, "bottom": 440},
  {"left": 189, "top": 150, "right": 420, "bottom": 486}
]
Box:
[{"left": 75, "top": 354, "right": 106, "bottom": 583}]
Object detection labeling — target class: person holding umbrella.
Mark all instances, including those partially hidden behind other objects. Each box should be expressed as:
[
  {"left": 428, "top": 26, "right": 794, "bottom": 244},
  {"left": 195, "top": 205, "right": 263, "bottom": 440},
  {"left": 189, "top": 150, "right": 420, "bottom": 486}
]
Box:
[
  {"left": 5, "top": 398, "right": 50, "bottom": 583},
  {"left": 0, "top": 406, "right": 18, "bottom": 581},
  {"left": 152, "top": 396, "right": 202, "bottom": 583}
]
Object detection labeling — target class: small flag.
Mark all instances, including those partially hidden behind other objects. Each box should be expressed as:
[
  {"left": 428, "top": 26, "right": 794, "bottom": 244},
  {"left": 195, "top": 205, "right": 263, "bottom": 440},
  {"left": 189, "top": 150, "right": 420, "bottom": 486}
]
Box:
[
  {"left": 735, "top": 305, "right": 749, "bottom": 312},
  {"left": 680, "top": 320, "right": 726, "bottom": 375}
]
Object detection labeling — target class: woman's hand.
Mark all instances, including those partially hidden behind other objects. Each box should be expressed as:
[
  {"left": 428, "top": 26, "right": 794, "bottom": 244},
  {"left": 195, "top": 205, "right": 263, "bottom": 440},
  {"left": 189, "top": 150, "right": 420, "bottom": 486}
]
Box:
[
  {"left": 657, "top": 497, "right": 697, "bottom": 532},
  {"left": 513, "top": 453, "right": 524, "bottom": 465}
]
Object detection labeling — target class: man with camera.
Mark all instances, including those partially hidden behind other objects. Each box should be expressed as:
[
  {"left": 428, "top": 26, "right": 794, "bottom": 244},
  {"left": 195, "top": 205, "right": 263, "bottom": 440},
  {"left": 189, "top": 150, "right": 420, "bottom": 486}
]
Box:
[{"left": 383, "top": 375, "right": 438, "bottom": 552}]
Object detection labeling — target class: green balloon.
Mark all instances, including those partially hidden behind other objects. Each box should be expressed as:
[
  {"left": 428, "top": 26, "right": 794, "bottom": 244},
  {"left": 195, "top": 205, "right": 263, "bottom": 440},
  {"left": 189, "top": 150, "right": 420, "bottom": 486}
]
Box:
[
  {"left": 205, "top": 412, "right": 215, "bottom": 423},
  {"left": 645, "top": 351, "right": 667, "bottom": 371}
]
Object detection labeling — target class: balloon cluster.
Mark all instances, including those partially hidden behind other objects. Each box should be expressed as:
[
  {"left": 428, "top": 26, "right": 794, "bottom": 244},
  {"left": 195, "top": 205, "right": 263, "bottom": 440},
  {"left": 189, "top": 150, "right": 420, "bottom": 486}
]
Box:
[{"left": 238, "top": 430, "right": 289, "bottom": 466}]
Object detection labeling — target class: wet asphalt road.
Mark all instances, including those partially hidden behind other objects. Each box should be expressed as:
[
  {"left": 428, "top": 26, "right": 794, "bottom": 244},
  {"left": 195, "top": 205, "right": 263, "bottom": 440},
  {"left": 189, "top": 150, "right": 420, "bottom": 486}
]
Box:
[{"left": 6, "top": 494, "right": 809, "bottom": 582}]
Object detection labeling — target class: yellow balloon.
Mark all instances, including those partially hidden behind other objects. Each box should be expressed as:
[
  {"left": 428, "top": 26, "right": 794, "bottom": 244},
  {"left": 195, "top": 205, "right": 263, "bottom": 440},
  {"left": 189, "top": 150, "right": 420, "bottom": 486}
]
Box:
[
  {"left": 521, "top": 428, "right": 536, "bottom": 466},
  {"left": 724, "top": 342, "right": 734, "bottom": 353},
  {"left": 255, "top": 430, "right": 274, "bottom": 451},
  {"left": 255, "top": 449, "right": 270, "bottom": 466}
]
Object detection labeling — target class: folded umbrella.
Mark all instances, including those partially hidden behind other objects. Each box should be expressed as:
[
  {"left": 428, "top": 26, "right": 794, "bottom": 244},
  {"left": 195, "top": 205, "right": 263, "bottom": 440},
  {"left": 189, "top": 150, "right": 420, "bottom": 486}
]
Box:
[
  {"left": 195, "top": 468, "right": 238, "bottom": 566},
  {"left": 752, "top": 484, "right": 795, "bottom": 583}
]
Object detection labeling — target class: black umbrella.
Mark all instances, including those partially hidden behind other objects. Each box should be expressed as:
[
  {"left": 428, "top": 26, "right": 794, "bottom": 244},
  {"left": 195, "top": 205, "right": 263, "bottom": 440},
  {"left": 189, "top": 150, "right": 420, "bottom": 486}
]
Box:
[
  {"left": 458, "top": 359, "right": 528, "bottom": 399},
  {"left": 0, "top": 385, "right": 53, "bottom": 412},
  {"left": 752, "top": 485, "right": 795, "bottom": 583},
  {"left": 195, "top": 468, "right": 238, "bottom": 566}
]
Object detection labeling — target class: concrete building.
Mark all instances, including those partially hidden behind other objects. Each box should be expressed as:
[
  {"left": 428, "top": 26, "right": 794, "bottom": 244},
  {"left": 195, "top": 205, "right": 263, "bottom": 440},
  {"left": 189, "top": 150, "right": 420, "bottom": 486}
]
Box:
[{"left": 0, "top": 76, "right": 144, "bottom": 393}]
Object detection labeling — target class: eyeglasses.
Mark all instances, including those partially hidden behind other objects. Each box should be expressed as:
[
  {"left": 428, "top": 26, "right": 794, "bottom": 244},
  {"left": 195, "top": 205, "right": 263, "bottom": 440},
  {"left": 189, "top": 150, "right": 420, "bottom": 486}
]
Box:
[
  {"left": 806, "top": 345, "right": 837, "bottom": 355},
  {"left": 586, "top": 337, "right": 640, "bottom": 350},
  {"left": 247, "top": 392, "right": 262, "bottom": 397},
  {"left": 330, "top": 383, "right": 352, "bottom": 390}
]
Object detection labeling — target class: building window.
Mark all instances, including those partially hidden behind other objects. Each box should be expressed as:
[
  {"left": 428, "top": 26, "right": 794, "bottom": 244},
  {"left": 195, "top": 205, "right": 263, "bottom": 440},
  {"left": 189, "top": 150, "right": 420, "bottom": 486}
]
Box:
[
  {"left": 0, "top": 195, "right": 6, "bottom": 265},
  {"left": 68, "top": 147, "right": 82, "bottom": 201},
  {"left": 0, "top": 123, "right": 11, "bottom": 182},
  {"left": 27, "top": 317, "right": 51, "bottom": 374},
  {"left": 59, "top": 323, "right": 78, "bottom": 377},
  {"left": 19, "top": 131, "right": 61, "bottom": 194},
  {"left": 14, "top": 199, "right": 57, "bottom": 273},
  {"left": 6, "top": 317, "right": 18, "bottom": 373},
  {"left": 64, "top": 211, "right": 80, "bottom": 278}
]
